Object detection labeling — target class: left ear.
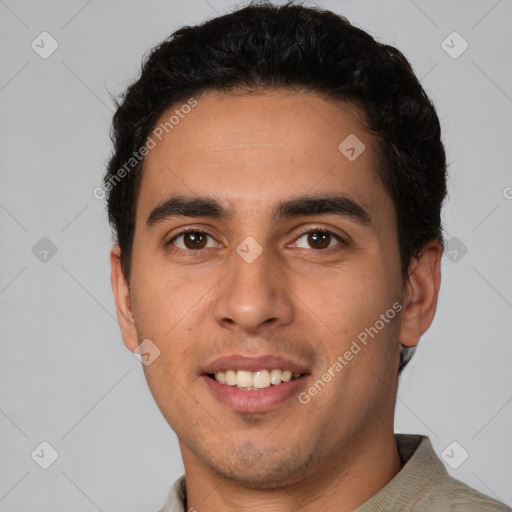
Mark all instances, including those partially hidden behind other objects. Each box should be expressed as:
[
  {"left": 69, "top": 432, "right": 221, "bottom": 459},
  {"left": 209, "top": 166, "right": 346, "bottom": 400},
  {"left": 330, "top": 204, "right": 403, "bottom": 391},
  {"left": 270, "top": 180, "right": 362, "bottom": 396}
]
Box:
[{"left": 399, "top": 239, "right": 443, "bottom": 347}]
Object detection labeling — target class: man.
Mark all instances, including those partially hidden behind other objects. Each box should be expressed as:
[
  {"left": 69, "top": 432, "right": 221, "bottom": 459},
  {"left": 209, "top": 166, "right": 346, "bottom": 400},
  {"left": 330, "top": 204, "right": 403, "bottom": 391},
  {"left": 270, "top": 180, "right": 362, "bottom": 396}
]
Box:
[{"left": 104, "top": 2, "right": 510, "bottom": 511}]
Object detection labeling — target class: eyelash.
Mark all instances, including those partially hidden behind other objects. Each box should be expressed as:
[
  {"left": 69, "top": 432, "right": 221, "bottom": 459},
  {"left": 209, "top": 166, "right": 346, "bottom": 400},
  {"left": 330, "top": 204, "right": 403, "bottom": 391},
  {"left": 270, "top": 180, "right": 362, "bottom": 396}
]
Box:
[{"left": 166, "top": 227, "right": 346, "bottom": 255}]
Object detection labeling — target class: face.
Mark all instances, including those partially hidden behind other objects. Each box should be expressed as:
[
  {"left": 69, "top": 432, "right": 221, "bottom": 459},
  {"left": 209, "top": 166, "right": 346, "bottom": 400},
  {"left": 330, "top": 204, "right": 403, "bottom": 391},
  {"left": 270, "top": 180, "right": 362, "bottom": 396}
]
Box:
[{"left": 111, "top": 89, "right": 440, "bottom": 488}]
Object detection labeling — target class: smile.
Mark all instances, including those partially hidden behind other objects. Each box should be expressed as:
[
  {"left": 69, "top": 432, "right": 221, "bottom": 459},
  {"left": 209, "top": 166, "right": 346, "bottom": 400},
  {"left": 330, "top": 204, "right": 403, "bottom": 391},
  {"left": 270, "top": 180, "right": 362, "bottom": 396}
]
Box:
[{"left": 209, "top": 369, "right": 302, "bottom": 390}]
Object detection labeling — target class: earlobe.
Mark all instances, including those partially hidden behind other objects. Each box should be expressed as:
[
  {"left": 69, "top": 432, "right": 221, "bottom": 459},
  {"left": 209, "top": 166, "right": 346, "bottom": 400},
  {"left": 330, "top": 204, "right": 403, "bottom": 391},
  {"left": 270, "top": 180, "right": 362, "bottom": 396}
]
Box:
[
  {"left": 398, "top": 240, "right": 442, "bottom": 348},
  {"left": 110, "top": 245, "right": 139, "bottom": 352}
]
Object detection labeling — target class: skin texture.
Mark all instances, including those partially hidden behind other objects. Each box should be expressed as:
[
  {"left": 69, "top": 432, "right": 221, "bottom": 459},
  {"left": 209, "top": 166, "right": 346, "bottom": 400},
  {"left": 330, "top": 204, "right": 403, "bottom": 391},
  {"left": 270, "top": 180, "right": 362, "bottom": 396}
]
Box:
[{"left": 111, "top": 89, "right": 442, "bottom": 512}]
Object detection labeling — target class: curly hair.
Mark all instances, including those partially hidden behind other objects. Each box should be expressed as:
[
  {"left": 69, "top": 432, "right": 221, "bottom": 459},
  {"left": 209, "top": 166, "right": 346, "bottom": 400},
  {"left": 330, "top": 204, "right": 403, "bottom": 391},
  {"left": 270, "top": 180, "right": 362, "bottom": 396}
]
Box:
[{"left": 104, "top": 1, "right": 447, "bottom": 373}]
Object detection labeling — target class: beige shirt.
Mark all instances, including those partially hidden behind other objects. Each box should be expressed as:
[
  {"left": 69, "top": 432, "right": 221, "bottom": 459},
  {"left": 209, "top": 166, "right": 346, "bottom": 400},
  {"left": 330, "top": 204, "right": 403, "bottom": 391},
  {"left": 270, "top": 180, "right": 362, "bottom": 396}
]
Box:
[{"left": 158, "top": 434, "right": 510, "bottom": 511}]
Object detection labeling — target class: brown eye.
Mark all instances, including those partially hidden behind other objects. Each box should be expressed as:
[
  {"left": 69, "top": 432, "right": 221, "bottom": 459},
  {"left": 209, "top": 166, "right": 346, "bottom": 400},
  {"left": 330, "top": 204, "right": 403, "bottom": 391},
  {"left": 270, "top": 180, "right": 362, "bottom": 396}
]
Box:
[
  {"left": 307, "top": 231, "right": 331, "bottom": 249},
  {"left": 183, "top": 232, "right": 207, "bottom": 249},
  {"left": 169, "top": 230, "right": 215, "bottom": 250},
  {"left": 293, "top": 229, "right": 342, "bottom": 250}
]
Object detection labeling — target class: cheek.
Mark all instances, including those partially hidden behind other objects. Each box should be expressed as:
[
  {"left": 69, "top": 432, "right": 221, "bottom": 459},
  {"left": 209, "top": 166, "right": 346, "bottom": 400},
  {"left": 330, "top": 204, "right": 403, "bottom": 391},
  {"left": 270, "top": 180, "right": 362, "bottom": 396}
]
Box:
[
  {"left": 130, "top": 259, "right": 215, "bottom": 338},
  {"left": 129, "top": 261, "right": 213, "bottom": 392},
  {"left": 297, "top": 261, "right": 402, "bottom": 367},
  {"left": 309, "top": 266, "right": 392, "bottom": 325}
]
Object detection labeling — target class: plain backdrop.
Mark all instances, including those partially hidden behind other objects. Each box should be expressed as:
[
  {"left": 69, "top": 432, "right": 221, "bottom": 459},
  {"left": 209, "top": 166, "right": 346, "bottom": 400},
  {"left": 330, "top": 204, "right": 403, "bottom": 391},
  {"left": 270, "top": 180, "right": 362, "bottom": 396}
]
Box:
[{"left": 1, "top": 0, "right": 511, "bottom": 510}]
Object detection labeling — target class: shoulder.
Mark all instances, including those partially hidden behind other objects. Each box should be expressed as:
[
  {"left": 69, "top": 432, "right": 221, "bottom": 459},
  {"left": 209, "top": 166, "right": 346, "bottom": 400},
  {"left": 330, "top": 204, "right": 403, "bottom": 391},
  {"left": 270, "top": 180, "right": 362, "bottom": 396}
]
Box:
[
  {"left": 411, "top": 471, "right": 511, "bottom": 511},
  {"left": 390, "top": 435, "right": 511, "bottom": 511}
]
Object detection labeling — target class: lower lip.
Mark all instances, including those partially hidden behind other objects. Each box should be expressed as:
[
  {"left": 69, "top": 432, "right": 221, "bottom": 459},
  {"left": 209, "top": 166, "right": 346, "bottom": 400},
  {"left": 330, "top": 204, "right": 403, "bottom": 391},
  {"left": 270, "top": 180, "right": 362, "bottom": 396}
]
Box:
[{"left": 201, "top": 374, "right": 308, "bottom": 413}]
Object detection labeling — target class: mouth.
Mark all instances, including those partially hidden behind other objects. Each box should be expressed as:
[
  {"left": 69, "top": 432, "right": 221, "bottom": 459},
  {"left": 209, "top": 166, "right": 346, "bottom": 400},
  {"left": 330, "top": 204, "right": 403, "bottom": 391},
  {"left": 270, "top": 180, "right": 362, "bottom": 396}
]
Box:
[
  {"left": 205, "top": 369, "right": 304, "bottom": 390},
  {"left": 200, "top": 355, "right": 311, "bottom": 412}
]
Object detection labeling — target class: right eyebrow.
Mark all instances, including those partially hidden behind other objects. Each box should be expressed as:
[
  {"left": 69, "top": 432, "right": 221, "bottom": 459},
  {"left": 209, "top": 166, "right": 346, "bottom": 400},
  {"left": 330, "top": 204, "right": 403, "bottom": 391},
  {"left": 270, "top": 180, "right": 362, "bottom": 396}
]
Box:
[{"left": 146, "top": 194, "right": 233, "bottom": 229}]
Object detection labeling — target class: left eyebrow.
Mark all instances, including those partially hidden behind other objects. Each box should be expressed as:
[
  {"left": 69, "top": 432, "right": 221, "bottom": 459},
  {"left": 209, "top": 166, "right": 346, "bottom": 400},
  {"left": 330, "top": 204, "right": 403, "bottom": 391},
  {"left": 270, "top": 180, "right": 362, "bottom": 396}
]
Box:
[
  {"left": 273, "top": 194, "right": 372, "bottom": 226},
  {"left": 145, "top": 193, "right": 372, "bottom": 229}
]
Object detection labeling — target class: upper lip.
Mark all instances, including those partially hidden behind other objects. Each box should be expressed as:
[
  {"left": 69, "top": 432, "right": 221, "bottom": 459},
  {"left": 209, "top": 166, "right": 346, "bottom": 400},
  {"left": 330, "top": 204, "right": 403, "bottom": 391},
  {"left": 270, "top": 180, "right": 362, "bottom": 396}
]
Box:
[{"left": 201, "top": 354, "right": 311, "bottom": 375}]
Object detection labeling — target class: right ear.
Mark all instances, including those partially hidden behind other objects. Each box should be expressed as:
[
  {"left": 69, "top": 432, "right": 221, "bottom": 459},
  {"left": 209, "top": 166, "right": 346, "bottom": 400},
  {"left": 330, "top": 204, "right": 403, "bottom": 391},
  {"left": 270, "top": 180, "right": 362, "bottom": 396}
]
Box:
[{"left": 110, "top": 245, "right": 139, "bottom": 352}]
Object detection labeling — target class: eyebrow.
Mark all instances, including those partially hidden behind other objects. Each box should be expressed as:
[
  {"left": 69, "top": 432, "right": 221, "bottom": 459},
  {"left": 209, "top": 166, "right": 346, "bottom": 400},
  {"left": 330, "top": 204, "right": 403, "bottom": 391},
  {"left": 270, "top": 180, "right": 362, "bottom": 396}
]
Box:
[{"left": 145, "top": 193, "right": 371, "bottom": 228}]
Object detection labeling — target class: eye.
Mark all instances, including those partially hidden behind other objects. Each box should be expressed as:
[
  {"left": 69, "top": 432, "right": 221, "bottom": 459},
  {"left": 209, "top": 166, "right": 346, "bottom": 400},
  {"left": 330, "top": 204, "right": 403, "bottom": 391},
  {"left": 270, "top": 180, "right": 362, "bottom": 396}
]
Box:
[
  {"left": 168, "top": 230, "right": 219, "bottom": 251},
  {"left": 291, "top": 229, "right": 344, "bottom": 250},
  {"left": 166, "top": 227, "right": 344, "bottom": 254}
]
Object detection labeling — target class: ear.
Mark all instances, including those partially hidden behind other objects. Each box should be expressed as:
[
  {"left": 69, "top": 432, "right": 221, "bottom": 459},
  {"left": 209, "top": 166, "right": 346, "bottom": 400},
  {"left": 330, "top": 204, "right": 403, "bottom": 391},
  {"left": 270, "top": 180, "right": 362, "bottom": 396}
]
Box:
[
  {"left": 399, "top": 239, "right": 442, "bottom": 348},
  {"left": 110, "top": 245, "right": 139, "bottom": 352}
]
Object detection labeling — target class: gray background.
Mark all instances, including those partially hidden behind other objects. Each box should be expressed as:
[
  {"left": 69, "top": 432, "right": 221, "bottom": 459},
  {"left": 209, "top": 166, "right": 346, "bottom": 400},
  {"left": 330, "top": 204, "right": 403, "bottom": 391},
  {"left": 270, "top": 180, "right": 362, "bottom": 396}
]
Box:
[{"left": 1, "top": 0, "right": 511, "bottom": 510}]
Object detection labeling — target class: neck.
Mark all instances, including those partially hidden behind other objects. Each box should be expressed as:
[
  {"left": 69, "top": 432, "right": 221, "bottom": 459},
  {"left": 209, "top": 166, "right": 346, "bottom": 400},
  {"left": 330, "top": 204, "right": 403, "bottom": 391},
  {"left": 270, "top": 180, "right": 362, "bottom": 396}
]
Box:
[{"left": 181, "top": 429, "right": 402, "bottom": 512}]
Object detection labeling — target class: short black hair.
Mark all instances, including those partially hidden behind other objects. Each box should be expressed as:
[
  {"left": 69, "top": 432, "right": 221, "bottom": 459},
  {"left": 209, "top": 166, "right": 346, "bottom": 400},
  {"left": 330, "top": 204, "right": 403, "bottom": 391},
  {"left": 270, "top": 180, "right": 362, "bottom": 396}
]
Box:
[{"left": 104, "top": 1, "right": 447, "bottom": 373}]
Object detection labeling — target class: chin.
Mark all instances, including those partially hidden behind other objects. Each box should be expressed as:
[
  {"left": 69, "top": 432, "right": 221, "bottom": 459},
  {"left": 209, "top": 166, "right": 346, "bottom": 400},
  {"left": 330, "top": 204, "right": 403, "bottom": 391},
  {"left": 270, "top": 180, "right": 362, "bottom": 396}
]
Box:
[{"left": 201, "top": 444, "right": 318, "bottom": 489}]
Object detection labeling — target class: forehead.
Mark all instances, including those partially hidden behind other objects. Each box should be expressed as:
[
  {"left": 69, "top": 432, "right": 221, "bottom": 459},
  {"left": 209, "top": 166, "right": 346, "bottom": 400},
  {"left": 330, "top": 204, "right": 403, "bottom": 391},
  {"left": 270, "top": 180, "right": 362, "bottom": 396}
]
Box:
[{"left": 137, "top": 89, "right": 387, "bottom": 221}]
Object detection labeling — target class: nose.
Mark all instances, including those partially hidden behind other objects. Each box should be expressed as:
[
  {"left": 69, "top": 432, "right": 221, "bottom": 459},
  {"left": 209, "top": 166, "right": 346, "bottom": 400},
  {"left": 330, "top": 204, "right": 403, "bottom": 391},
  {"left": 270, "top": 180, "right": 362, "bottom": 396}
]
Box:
[{"left": 213, "top": 246, "right": 294, "bottom": 334}]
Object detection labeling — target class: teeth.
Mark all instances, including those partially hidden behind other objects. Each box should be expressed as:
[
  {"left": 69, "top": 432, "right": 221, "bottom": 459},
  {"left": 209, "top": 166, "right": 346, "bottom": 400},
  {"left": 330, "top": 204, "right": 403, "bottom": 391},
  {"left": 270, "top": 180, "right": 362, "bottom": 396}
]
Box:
[
  {"left": 212, "top": 369, "right": 302, "bottom": 389},
  {"left": 270, "top": 369, "right": 282, "bottom": 385},
  {"left": 253, "top": 370, "right": 270, "bottom": 389},
  {"left": 225, "top": 369, "right": 237, "bottom": 386},
  {"left": 236, "top": 370, "right": 253, "bottom": 388}
]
